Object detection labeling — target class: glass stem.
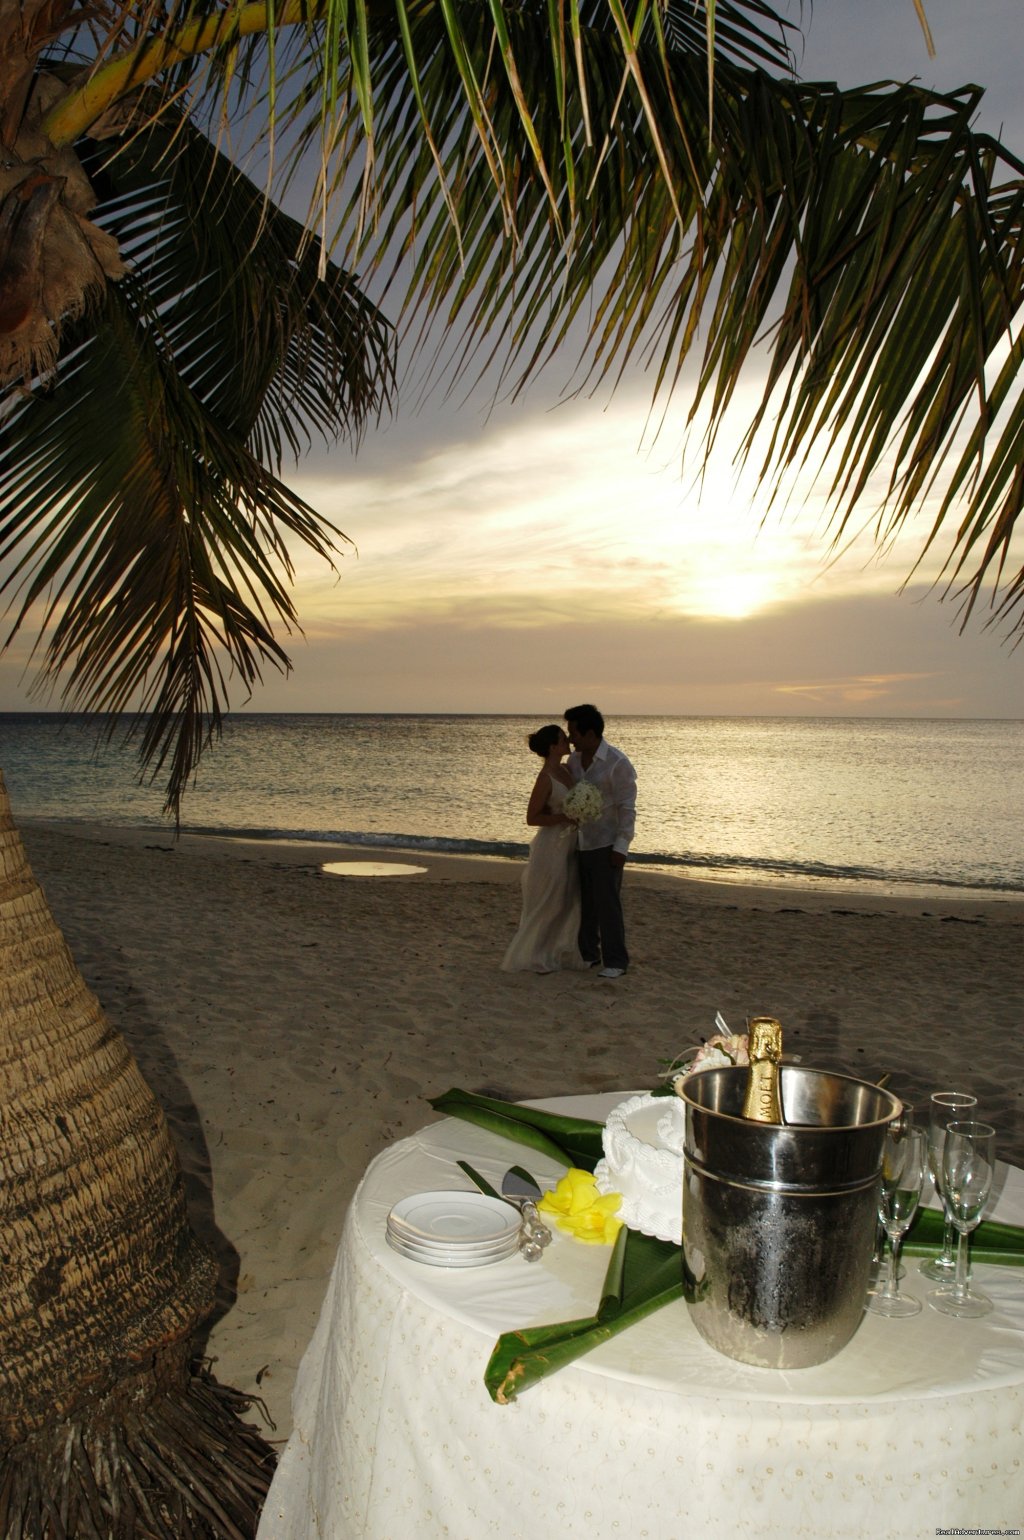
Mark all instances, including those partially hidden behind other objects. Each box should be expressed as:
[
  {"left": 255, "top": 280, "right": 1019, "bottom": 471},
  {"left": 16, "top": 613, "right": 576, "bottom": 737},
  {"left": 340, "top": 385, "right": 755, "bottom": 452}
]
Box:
[
  {"left": 952, "top": 1225, "right": 969, "bottom": 1303},
  {"left": 887, "top": 1229, "right": 901, "bottom": 1298},
  {"left": 941, "top": 1211, "right": 956, "bottom": 1267}
]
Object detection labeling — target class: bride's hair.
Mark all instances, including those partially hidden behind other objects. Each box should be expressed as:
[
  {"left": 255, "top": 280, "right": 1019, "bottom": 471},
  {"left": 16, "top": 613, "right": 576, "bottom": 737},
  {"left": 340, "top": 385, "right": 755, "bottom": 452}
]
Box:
[{"left": 528, "top": 724, "right": 563, "bottom": 757}]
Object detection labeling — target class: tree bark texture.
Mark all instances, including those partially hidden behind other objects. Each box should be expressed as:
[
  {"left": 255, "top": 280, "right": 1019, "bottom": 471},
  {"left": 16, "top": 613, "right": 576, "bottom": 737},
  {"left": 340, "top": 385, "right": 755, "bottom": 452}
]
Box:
[
  {"left": 0, "top": 769, "right": 217, "bottom": 1440},
  {"left": 0, "top": 770, "right": 276, "bottom": 1534}
]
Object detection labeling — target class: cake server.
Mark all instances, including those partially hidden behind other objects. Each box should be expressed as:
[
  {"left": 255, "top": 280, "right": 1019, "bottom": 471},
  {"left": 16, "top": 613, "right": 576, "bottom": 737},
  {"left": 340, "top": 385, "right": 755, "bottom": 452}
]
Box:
[
  {"left": 457, "top": 1160, "right": 546, "bottom": 1260},
  {"left": 501, "top": 1167, "right": 552, "bottom": 1248}
]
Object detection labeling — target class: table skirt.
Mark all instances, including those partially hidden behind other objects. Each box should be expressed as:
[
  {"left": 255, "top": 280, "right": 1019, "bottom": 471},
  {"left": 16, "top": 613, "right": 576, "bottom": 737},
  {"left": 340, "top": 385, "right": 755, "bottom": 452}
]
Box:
[{"left": 258, "top": 1099, "right": 1024, "bottom": 1539}]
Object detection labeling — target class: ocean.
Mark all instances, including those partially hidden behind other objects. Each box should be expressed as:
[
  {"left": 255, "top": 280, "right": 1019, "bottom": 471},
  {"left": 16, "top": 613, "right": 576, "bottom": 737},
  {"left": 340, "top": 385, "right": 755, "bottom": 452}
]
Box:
[{"left": 1, "top": 712, "right": 1022, "bottom": 899}]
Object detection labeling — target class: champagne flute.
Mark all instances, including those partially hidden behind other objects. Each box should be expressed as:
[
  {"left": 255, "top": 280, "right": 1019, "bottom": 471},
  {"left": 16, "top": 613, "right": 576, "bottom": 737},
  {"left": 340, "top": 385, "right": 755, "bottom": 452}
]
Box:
[
  {"left": 867, "top": 1124, "right": 926, "bottom": 1318},
  {"left": 921, "top": 1091, "right": 978, "bottom": 1281},
  {"left": 928, "top": 1121, "right": 996, "bottom": 1319}
]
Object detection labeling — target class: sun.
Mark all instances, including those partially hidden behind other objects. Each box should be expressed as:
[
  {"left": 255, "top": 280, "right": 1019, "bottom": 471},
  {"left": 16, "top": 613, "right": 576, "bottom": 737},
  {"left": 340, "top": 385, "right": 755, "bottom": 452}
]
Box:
[{"left": 685, "top": 569, "right": 782, "bottom": 620}]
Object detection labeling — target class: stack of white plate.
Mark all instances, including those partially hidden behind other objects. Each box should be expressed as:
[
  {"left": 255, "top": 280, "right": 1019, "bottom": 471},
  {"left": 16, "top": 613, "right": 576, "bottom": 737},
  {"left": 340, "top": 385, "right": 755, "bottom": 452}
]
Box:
[{"left": 386, "top": 1190, "right": 522, "bottom": 1268}]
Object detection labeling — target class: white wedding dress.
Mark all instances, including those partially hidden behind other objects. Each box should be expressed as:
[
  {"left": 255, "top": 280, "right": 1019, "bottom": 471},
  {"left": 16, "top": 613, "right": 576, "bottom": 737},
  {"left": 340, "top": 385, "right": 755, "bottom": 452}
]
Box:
[{"left": 501, "top": 778, "right": 588, "bottom": 974}]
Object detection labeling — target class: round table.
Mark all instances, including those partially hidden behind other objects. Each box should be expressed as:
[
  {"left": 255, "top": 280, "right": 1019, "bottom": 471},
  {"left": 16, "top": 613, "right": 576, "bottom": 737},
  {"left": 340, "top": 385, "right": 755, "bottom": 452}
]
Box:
[{"left": 258, "top": 1095, "right": 1024, "bottom": 1539}]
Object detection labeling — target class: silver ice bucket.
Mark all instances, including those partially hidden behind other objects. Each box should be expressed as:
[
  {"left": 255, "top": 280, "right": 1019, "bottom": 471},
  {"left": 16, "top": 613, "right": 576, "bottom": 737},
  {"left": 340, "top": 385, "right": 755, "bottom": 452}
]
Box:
[{"left": 679, "top": 1065, "right": 903, "bottom": 1368}]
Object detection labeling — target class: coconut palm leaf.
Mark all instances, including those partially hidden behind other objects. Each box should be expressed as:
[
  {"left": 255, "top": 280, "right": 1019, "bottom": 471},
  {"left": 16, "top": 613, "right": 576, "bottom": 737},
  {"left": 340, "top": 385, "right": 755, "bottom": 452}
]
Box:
[
  {"left": 84, "top": 112, "right": 395, "bottom": 453},
  {"left": 34, "top": 0, "right": 1024, "bottom": 649},
  {"left": 42, "top": 1, "right": 792, "bottom": 221},
  {"left": 0, "top": 110, "right": 394, "bottom": 816},
  {"left": 295, "top": 11, "right": 1024, "bottom": 634},
  {"left": 7, "top": 0, "right": 1024, "bottom": 802}
]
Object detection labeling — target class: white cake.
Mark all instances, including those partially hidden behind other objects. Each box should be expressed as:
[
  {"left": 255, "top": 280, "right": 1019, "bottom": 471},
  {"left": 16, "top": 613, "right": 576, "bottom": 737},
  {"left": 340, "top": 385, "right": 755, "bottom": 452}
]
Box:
[{"left": 593, "top": 1092, "right": 686, "bottom": 1245}]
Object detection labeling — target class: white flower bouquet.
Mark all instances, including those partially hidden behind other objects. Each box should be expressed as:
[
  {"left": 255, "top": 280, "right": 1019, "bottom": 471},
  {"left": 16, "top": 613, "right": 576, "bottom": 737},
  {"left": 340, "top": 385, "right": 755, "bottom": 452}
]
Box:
[
  {"left": 664, "top": 1013, "right": 750, "bottom": 1094},
  {"left": 562, "top": 780, "right": 603, "bottom": 824},
  {"left": 673, "top": 1033, "right": 750, "bottom": 1081}
]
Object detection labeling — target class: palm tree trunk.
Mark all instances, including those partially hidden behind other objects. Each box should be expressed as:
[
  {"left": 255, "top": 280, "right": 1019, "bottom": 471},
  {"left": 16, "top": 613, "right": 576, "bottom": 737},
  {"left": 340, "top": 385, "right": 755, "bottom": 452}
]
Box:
[{"left": 0, "top": 769, "right": 275, "bottom": 1535}]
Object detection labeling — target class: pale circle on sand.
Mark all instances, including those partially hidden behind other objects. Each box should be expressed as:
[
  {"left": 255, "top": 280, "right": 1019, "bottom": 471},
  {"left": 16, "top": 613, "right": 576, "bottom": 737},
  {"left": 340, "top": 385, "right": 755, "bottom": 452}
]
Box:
[{"left": 321, "top": 860, "right": 427, "bottom": 878}]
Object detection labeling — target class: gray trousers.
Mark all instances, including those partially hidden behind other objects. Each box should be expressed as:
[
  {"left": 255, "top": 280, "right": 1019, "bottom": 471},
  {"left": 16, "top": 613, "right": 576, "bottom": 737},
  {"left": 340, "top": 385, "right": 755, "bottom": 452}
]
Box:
[{"left": 577, "top": 846, "right": 628, "bottom": 970}]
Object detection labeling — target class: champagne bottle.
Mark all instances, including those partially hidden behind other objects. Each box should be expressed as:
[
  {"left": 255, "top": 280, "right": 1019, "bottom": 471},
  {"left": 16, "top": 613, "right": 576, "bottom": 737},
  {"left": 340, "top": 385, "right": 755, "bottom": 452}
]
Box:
[{"left": 741, "top": 1016, "right": 784, "bottom": 1123}]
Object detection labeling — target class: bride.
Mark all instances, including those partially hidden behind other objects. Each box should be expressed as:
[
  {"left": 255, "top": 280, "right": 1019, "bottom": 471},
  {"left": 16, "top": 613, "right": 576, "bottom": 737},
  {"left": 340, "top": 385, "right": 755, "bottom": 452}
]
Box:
[{"left": 501, "top": 724, "right": 589, "bottom": 974}]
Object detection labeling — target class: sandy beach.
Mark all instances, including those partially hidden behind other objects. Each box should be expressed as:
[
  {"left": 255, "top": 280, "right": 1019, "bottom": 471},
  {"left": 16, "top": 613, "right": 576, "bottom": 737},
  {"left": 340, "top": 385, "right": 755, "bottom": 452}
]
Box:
[{"left": 16, "top": 817, "right": 1024, "bottom": 1444}]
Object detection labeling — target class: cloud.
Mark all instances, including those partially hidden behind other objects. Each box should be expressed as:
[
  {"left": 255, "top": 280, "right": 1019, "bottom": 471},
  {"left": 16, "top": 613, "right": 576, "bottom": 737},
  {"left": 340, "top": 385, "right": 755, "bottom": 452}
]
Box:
[
  {"left": 120, "top": 584, "right": 1016, "bottom": 720},
  {"left": 773, "top": 673, "right": 939, "bottom": 707},
  {"left": 4, "top": 381, "right": 1019, "bottom": 720},
  {"left": 286, "top": 382, "right": 1003, "bottom": 642}
]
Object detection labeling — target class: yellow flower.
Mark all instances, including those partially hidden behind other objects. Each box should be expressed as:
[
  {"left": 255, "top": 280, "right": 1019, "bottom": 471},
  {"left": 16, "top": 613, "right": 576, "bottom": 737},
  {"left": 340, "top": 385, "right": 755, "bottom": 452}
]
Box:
[{"left": 538, "top": 1167, "right": 623, "bottom": 1245}]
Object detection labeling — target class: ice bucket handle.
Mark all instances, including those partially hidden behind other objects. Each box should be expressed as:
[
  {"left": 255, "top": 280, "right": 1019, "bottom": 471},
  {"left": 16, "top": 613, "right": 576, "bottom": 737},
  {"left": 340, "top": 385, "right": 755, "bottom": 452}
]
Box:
[{"left": 887, "top": 1104, "right": 913, "bottom": 1142}]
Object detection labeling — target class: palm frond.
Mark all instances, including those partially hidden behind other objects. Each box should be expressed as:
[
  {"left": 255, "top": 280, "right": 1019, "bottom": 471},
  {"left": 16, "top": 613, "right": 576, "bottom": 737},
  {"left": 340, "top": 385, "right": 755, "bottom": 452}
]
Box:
[
  {"left": 7, "top": 0, "right": 1022, "bottom": 835},
  {"left": 86, "top": 109, "right": 395, "bottom": 454},
  {"left": 298, "top": 8, "right": 1024, "bottom": 635},
  {"left": 0, "top": 112, "right": 395, "bottom": 817}
]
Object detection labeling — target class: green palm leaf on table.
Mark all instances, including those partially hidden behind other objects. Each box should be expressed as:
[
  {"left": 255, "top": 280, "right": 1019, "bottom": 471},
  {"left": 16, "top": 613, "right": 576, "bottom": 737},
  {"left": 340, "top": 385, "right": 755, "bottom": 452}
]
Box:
[
  {"left": 902, "top": 1208, "right": 1024, "bottom": 1268},
  {"left": 429, "top": 1088, "right": 605, "bottom": 1170},
  {"left": 431, "top": 1089, "right": 1024, "bottom": 1401},
  {"left": 485, "top": 1226, "right": 694, "bottom": 1404}
]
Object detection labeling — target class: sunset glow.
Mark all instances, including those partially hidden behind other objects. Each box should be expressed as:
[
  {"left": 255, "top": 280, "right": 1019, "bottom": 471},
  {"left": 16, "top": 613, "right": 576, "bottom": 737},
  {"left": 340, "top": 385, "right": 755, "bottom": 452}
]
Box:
[{"left": 1, "top": 3, "right": 1022, "bottom": 723}]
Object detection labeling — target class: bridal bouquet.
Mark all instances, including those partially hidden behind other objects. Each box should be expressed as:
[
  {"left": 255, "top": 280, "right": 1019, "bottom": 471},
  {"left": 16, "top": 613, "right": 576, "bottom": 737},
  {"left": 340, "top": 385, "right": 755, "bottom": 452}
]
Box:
[{"left": 562, "top": 780, "right": 603, "bottom": 824}]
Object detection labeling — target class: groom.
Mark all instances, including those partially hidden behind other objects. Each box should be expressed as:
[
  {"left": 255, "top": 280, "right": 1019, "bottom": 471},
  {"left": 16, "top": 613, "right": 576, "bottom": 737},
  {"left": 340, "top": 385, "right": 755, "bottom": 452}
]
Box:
[{"left": 564, "top": 704, "right": 637, "bottom": 979}]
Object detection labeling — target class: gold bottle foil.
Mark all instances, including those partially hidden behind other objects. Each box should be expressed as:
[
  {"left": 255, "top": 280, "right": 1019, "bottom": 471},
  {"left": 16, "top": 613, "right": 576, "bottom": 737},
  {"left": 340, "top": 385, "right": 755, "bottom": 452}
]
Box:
[{"left": 741, "top": 1016, "right": 784, "bottom": 1123}]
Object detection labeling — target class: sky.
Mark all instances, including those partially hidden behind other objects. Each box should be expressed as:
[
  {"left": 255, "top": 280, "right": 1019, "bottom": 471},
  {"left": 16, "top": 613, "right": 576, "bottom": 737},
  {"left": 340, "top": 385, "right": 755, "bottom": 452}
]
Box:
[{"left": 2, "top": 0, "right": 1022, "bottom": 721}]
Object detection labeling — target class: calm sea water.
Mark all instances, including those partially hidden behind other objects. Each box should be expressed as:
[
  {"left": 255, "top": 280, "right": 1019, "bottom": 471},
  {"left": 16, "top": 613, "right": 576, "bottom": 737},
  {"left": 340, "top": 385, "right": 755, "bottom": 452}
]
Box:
[{"left": 1, "top": 712, "right": 1022, "bottom": 897}]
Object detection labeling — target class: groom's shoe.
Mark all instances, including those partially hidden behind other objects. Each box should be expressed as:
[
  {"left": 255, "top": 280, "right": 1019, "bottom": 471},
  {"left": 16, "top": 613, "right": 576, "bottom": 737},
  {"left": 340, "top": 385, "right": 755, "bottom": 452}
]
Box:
[{"left": 597, "top": 966, "right": 626, "bottom": 979}]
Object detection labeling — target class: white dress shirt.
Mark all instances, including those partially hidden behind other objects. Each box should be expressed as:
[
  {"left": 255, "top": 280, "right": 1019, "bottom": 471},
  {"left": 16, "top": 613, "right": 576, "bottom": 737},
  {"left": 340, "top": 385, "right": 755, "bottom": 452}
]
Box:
[{"left": 568, "top": 738, "right": 637, "bottom": 855}]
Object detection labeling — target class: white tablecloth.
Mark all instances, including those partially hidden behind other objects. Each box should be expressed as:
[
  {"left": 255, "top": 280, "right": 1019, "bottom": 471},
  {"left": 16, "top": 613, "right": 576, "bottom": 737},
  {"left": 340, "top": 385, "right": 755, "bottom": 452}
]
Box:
[{"left": 257, "top": 1095, "right": 1024, "bottom": 1539}]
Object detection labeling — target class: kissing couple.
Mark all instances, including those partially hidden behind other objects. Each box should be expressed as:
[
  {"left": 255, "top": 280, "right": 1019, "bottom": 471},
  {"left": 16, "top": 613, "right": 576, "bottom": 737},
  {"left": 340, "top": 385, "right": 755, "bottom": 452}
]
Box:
[{"left": 501, "top": 703, "right": 637, "bottom": 978}]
